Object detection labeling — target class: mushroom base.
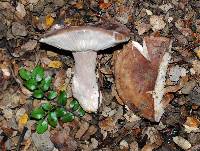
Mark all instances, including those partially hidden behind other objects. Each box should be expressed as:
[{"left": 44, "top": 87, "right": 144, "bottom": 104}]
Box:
[{"left": 72, "top": 51, "right": 102, "bottom": 112}]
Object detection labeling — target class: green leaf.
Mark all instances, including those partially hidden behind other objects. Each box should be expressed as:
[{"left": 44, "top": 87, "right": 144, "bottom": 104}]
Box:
[
  {"left": 31, "top": 66, "right": 44, "bottom": 82},
  {"left": 70, "top": 99, "right": 80, "bottom": 111},
  {"left": 19, "top": 68, "right": 31, "bottom": 81},
  {"left": 47, "top": 112, "right": 58, "bottom": 128},
  {"left": 41, "top": 76, "right": 52, "bottom": 91},
  {"left": 47, "top": 91, "right": 57, "bottom": 100},
  {"left": 36, "top": 120, "right": 48, "bottom": 134},
  {"left": 55, "top": 108, "right": 66, "bottom": 118},
  {"left": 24, "top": 78, "right": 37, "bottom": 91},
  {"left": 31, "top": 107, "right": 45, "bottom": 120},
  {"left": 61, "top": 112, "right": 74, "bottom": 122},
  {"left": 57, "top": 91, "right": 67, "bottom": 106},
  {"left": 33, "top": 89, "right": 44, "bottom": 99},
  {"left": 42, "top": 103, "right": 53, "bottom": 111},
  {"left": 77, "top": 107, "right": 85, "bottom": 117}
]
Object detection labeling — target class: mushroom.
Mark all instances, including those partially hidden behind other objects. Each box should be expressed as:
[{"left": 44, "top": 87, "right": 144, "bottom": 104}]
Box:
[
  {"left": 114, "top": 36, "right": 172, "bottom": 122},
  {"left": 40, "top": 23, "right": 130, "bottom": 112}
]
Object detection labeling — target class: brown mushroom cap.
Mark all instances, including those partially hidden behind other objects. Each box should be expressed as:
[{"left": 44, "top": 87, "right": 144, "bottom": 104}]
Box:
[
  {"left": 40, "top": 24, "right": 130, "bottom": 52},
  {"left": 114, "top": 36, "right": 171, "bottom": 121}
]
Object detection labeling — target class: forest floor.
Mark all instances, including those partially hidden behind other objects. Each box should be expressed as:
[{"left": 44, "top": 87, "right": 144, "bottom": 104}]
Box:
[{"left": 0, "top": 0, "right": 200, "bottom": 151}]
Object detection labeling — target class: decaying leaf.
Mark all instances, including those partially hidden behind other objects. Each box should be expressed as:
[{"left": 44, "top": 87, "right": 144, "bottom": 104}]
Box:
[
  {"left": 48, "top": 60, "right": 62, "bottom": 68},
  {"left": 142, "top": 127, "right": 163, "bottom": 150},
  {"left": 45, "top": 14, "right": 54, "bottom": 28},
  {"left": 114, "top": 36, "right": 172, "bottom": 121},
  {"left": 183, "top": 117, "right": 200, "bottom": 133},
  {"left": 173, "top": 136, "right": 191, "bottom": 150}
]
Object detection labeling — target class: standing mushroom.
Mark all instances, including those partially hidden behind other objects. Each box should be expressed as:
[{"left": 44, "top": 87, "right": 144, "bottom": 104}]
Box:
[{"left": 40, "top": 23, "right": 130, "bottom": 112}]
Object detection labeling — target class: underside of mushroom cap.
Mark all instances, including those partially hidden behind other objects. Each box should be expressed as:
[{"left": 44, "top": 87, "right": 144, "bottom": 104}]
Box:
[{"left": 40, "top": 26, "right": 130, "bottom": 52}]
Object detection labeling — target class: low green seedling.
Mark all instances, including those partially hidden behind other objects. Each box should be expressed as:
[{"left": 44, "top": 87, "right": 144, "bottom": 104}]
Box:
[{"left": 19, "top": 66, "right": 85, "bottom": 134}]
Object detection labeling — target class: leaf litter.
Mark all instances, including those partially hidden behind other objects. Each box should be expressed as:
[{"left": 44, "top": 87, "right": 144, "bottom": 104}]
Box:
[{"left": 0, "top": 0, "right": 200, "bottom": 150}]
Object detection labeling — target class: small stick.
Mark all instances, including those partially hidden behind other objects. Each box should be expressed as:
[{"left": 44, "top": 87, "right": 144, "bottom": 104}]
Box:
[{"left": 16, "top": 126, "right": 28, "bottom": 151}]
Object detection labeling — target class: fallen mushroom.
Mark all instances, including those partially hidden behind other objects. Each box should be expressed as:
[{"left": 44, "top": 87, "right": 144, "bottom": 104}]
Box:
[
  {"left": 40, "top": 23, "right": 130, "bottom": 112},
  {"left": 114, "top": 36, "right": 172, "bottom": 122}
]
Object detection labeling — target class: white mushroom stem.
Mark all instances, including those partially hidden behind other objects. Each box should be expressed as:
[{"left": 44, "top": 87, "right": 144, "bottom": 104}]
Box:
[{"left": 72, "top": 51, "right": 102, "bottom": 112}]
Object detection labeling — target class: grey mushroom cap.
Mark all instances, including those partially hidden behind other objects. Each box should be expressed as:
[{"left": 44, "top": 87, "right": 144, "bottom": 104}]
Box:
[{"left": 40, "top": 26, "right": 130, "bottom": 52}]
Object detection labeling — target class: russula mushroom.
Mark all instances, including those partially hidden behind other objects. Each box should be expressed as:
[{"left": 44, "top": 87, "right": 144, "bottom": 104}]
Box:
[
  {"left": 40, "top": 23, "right": 130, "bottom": 112},
  {"left": 114, "top": 36, "right": 172, "bottom": 122}
]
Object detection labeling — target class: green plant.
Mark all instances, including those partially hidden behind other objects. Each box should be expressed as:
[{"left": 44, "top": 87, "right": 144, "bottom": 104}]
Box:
[{"left": 19, "top": 66, "right": 85, "bottom": 134}]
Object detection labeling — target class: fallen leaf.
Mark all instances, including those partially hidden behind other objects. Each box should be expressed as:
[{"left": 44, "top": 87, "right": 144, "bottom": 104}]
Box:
[
  {"left": 99, "top": 117, "right": 117, "bottom": 132},
  {"left": 99, "top": 0, "right": 111, "bottom": 10},
  {"left": 50, "top": 129, "right": 77, "bottom": 151},
  {"left": 21, "top": 138, "right": 32, "bottom": 151},
  {"left": 75, "top": 122, "right": 89, "bottom": 139},
  {"left": 173, "top": 136, "right": 191, "bottom": 150},
  {"left": 45, "top": 14, "right": 54, "bottom": 28},
  {"left": 48, "top": 60, "right": 62, "bottom": 68},
  {"left": 150, "top": 15, "right": 166, "bottom": 31},
  {"left": 183, "top": 117, "right": 200, "bottom": 133},
  {"left": 19, "top": 113, "right": 29, "bottom": 125}
]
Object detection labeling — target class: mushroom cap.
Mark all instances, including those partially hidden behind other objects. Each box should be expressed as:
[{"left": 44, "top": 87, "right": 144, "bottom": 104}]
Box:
[
  {"left": 114, "top": 36, "right": 172, "bottom": 121},
  {"left": 40, "top": 25, "right": 130, "bottom": 52}
]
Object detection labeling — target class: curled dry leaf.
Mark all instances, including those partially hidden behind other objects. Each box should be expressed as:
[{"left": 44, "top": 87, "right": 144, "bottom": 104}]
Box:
[
  {"left": 48, "top": 60, "right": 62, "bottom": 68},
  {"left": 81, "top": 125, "right": 97, "bottom": 140},
  {"left": 150, "top": 15, "right": 166, "bottom": 31},
  {"left": 194, "top": 47, "right": 200, "bottom": 59},
  {"left": 75, "top": 122, "right": 89, "bottom": 139},
  {"left": 99, "top": 117, "right": 117, "bottom": 132},
  {"left": 0, "top": 64, "right": 11, "bottom": 79},
  {"left": 173, "top": 136, "right": 191, "bottom": 150},
  {"left": 114, "top": 36, "right": 172, "bottom": 121},
  {"left": 183, "top": 117, "right": 200, "bottom": 133},
  {"left": 53, "top": 70, "right": 66, "bottom": 91},
  {"left": 192, "top": 60, "right": 200, "bottom": 75},
  {"left": 50, "top": 129, "right": 77, "bottom": 151},
  {"left": 143, "top": 127, "right": 163, "bottom": 150}
]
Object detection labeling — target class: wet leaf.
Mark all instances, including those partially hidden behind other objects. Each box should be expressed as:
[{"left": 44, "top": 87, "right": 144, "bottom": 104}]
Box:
[
  {"left": 47, "top": 91, "right": 57, "bottom": 100},
  {"left": 57, "top": 91, "right": 67, "bottom": 106},
  {"left": 70, "top": 99, "right": 80, "bottom": 111},
  {"left": 36, "top": 120, "right": 48, "bottom": 134},
  {"left": 33, "top": 89, "right": 44, "bottom": 99},
  {"left": 19, "top": 68, "right": 31, "bottom": 80},
  {"left": 24, "top": 78, "right": 37, "bottom": 91},
  {"left": 42, "top": 103, "right": 53, "bottom": 111},
  {"left": 61, "top": 112, "right": 74, "bottom": 122},
  {"left": 31, "top": 107, "right": 45, "bottom": 120},
  {"left": 55, "top": 108, "right": 67, "bottom": 118},
  {"left": 31, "top": 66, "right": 44, "bottom": 82},
  {"left": 47, "top": 112, "right": 58, "bottom": 127},
  {"left": 41, "top": 76, "right": 52, "bottom": 91}
]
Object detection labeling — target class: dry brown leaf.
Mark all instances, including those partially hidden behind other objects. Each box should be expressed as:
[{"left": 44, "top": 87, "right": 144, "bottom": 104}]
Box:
[
  {"left": 185, "top": 117, "right": 200, "bottom": 128},
  {"left": 99, "top": 117, "right": 117, "bottom": 132},
  {"left": 22, "top": 138, "right": 32, "bottom": 151},
  {"left": 50, "top": 129, "right": 77, "bottom": 151},
  {"left": 48, "top": 60, "right": 62, "bottom": 68}
]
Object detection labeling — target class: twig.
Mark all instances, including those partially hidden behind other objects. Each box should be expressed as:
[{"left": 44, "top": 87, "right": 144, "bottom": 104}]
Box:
[
  {"left": 16, "top": 126, "right": 28, "bottom": 151},
  {"left": 0, "top": 132, "right": 8, "bottom": 151}
]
